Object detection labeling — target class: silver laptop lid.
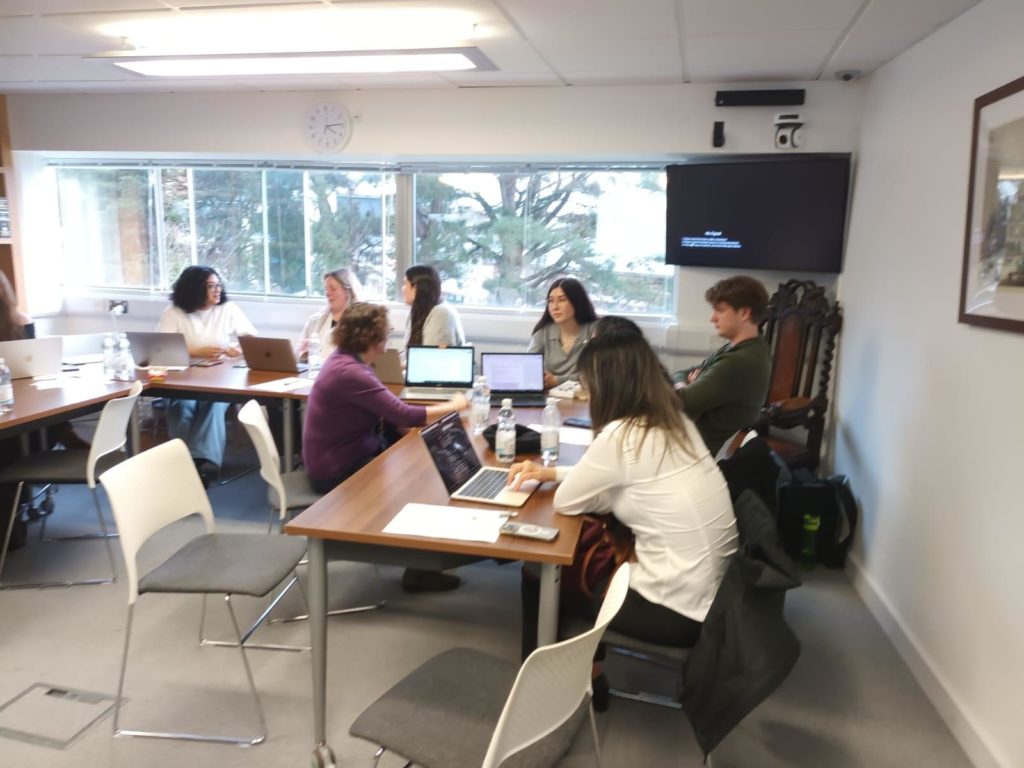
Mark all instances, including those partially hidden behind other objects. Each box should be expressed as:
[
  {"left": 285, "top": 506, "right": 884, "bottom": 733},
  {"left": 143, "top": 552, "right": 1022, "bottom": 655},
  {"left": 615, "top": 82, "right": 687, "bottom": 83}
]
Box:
[
  {"left": 238, "top": 336, "right": 305, "bottom": 373},
  {"left": 480, "top": 352, "right": 545, "bottom": 394},
  {"left": 404, "top": 346, "right": 474, "bottom": 388},
  {"left": 0, "top": 337, "right": 63, "bottom": 379},
  {"left": 125, "top": 332, "right": 190, "bottom": 368}
]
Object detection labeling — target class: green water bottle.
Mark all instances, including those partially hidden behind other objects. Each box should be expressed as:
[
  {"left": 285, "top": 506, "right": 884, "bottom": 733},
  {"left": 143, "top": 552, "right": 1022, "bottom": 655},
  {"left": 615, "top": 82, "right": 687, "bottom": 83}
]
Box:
[{"left": 800, "top": 512, "right": 820, "bottom": 569}]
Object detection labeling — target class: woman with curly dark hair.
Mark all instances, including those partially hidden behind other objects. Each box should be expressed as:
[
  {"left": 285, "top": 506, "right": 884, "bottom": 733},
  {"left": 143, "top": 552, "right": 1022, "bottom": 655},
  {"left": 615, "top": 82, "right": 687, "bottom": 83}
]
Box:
[
  {"left": 401, "top": 265, "right": 465, "bottom": 350},
  {"left": 156, "top": 265, "right": 255, "bottom": 484},
  {"left": 528, "top": 277, "right": 598, "bottom": 388}
]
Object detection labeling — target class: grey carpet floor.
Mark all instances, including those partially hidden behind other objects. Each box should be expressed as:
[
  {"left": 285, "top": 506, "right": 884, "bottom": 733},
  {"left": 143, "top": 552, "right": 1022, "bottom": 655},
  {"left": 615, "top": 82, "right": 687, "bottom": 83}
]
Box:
[{"left": 0, "top": 429, "right": 973, "bottom": 768}]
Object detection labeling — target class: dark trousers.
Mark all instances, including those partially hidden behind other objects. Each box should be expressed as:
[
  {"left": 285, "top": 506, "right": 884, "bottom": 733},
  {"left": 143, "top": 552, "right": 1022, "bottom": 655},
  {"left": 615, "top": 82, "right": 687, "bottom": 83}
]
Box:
[{"left": 521, "top": 568, "right": 703, "bottom": 659}]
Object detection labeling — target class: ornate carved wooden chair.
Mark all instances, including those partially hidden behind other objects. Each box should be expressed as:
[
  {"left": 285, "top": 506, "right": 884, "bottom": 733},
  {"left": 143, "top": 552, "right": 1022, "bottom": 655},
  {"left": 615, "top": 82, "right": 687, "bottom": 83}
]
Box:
[{"left": 752, "top": 279, "right": 842, "bottom": 473}]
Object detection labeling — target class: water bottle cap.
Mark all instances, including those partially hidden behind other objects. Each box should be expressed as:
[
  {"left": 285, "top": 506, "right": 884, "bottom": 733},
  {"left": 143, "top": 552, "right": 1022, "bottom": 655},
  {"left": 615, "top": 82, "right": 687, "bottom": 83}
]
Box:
[
  {"left": 501, "top": 398, "right": 512, "bottom": 408},
  {"left": 547, "top": 397, "right": 558, "bottom": 406}
]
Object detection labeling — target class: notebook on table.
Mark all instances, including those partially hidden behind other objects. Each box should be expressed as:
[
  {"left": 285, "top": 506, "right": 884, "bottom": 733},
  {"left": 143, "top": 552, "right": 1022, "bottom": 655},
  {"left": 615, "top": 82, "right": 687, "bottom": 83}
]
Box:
[
  {"left": 399, "top": 346, "right": 474, "bottom": 401},
  {"left": 238, "top": 336, "right": 307, "bottom": 374},
  {"left": 420, "top": 411, "right": 535, "bottom": 508},
  {"left": 0, "top": 337, "right": 63, "bottom": 379},
  {"left": 481, "top": 352, "right": 547, "bottom": 407},
  {"left": 125, "top": 332, "right": 190, "bottom": 369}
]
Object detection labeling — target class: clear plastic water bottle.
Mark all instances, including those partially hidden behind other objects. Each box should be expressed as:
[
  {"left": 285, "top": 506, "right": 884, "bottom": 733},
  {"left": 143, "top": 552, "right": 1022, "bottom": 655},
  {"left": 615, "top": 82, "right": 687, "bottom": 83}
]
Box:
[
  {"left": 495, "top": 398, "right": 516, "bottom": 465},
  {"left": 471, "top": 374, "right": 490, "bottom": 435},
  {"left": 540, "top": 397, "right": 561, "bottom": 467},
  {"left": 102, "top": 333, "right": 117, "bottom": 380},
  {"left": 0, "top": 357, "right": 14, "bottom": 414},
  {"left": 114, "top": 332, "right": 134, "bottom": 381},
  {"left": 307, "top": 335, "right": 322, "bottom": 377}
]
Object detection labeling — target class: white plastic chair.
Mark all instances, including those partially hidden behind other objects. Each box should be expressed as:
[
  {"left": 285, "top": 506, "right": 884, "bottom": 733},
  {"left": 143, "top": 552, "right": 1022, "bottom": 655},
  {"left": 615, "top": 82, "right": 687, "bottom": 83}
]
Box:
[
  {"left": 237, "top": 399, "right": 383, "bottom": 623},
  {"left": 99, "top": 438, "right": 308, "bottom": 746},
  {"left": 0, "top": 380, "right": 143, "bottom": 589},
  {"left": 350, "top": 564, "right": 631, "bottom": 768}
]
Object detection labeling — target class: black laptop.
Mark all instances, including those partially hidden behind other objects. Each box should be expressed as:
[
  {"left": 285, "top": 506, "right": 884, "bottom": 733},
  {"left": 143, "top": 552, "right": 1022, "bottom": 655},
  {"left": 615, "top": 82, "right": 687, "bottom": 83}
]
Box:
[{"left": 480, "top": 352, "right": 547, "bottom": 407}]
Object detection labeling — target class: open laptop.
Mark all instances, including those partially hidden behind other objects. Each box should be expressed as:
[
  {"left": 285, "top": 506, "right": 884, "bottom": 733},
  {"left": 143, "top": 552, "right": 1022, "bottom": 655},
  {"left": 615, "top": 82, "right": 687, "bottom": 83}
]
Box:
[
  {"left": 238, "top": 336, "right": 307, "bottom": 374},
  {"left": 125, "top": 331, "right": 190, "bottom": 369},
  {"left": 399, "top": 346, "right": 474, "bottom": 401},
  {"left": 61, "top": 333, "right": 107, "bottom": 366},
  {"left": 0, "top": 337, "right": 63, "bottom": 379},
  {"left": 481, "top": 352, "right": 547, "bottom": 407},
  {"left": 420, "top": 411, "right": 535, "bottom": 508},
  {"left": 370, "top": 348, "right": 404, "bottom": 384}
]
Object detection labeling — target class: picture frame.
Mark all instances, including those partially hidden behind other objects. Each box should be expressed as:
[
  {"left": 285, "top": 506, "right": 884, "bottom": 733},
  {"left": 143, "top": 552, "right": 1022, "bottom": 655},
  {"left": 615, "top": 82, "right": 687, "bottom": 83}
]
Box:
[{"left": 959, "top": 74, "right": 1024, "bottom": 333}]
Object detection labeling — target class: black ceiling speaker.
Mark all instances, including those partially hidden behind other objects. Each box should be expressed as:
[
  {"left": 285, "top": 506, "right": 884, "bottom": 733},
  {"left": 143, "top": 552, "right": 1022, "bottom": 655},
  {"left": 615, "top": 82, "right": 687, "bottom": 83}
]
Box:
[{"left": 715, "top": 89, "right": 805, "bottom": 107}]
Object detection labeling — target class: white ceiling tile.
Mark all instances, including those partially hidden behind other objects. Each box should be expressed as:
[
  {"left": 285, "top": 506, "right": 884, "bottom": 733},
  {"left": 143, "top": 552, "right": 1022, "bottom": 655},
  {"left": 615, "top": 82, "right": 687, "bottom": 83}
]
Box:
[
  {"left": 443, "top": 70, "right": 564, "bottom": 87},
  {"left": 686, "top": 30, "right": 837, "bottom": 81},
  {"left": 683, "top": 0, "right": 862, "bottom": 34},
  {"left": 854, "top": 0, "right": 981, "bottom": 30},
  {"left": 502, "top": 0, "right": 678, "bottom": 41},
  {"left": 0, "top": 54, "right": 124, "bottom": 81},
  {"left": 0, "top": 1, "right": 165, "bottom": 13},
  {"left": 536, "top": 36, "right": 681, "bottom": 74},
  {"left": 563, "top": 70, "right": 683, "bottom": 86},
  {"left": 827, "top": 25, "right": 932, "bottom": 74},
  {"left": 0, "top": 16, "right": 117, "bottom": 55}
]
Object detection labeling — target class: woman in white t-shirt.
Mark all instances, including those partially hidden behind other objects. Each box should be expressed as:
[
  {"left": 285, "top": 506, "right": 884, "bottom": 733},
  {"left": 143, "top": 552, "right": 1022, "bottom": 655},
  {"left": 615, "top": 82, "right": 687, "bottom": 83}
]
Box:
[
  {"left": 510, "top": 322, "right": 738, "bottom": 707},
  {"left": 156, "top": 265, "right": 256, "bottom": 485},
  {"left": 297, "top": 268, "right": 362, "bottom": 362}
]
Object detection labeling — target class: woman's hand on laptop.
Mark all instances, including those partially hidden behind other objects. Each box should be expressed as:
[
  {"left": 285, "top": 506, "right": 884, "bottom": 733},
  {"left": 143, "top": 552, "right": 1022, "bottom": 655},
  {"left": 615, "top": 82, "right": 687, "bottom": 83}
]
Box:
[
  {"left": 507, "top": 460, "right": 556, "bottom": 490},
  {"left": 449, "top": 392, "right": 469, "bottom": 411}
]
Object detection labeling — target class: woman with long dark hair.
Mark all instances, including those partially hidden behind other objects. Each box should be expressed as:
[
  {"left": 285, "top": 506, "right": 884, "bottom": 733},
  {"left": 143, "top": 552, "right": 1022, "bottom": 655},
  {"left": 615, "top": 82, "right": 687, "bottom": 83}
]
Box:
[
  {"left": 156, "top": 265, "right": 256, "bottom": 484},
  {"left": 528, "top": 277, "right": 598, "bottom": 388},
  {"left": 510, "top": 330, "right": 738, "bottom": 705},
  {"left": 401, "top": 265, "right": 465, "bottom": 349}
]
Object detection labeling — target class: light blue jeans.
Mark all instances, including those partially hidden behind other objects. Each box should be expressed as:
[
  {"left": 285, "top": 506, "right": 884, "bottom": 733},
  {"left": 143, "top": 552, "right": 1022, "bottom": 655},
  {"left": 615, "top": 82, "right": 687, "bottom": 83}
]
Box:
[{"left": 166, "top": 399, "right": 229, "bottom": 468}]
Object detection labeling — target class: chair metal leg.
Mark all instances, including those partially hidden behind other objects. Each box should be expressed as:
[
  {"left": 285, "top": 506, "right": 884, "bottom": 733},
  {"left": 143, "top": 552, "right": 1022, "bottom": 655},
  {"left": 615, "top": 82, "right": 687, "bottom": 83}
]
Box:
[
  {"left": 115, "top": 596, "right": 267, "bottom": 746},
  {"left": 0, "top": 482, "right": 114, "bottom": 590},
  {"left": 271, "top": 561, "right": 385, "bottom": 625},
  {"left": 588, "top": 704, "right": 603, "bottom": 768},
  {"left": 312, "top": 742, "right": 338, "bottom": 768},
  {"left": 200, "top": 574, "right": 310, "bottom": 652}
]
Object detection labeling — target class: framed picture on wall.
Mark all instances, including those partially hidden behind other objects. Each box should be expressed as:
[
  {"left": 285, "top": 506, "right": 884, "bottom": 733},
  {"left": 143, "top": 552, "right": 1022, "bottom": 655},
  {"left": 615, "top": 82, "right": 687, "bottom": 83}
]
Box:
[{"left": 959, "top": 74, "right": 1024, "bottom": 333}]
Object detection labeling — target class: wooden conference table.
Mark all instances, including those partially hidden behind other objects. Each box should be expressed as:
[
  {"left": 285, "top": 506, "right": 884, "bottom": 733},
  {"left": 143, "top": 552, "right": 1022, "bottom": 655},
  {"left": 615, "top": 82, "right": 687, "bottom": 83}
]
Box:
[{"left": 285, "top": 397, "right": 589, "bottom": 760}]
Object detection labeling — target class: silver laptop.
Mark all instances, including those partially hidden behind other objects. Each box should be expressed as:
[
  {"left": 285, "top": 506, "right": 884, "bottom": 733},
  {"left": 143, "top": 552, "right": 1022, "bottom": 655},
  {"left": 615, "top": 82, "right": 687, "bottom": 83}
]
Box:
[
  {"left": 420, "top": 412, "right": 534, "bottom": 508},
  {"left": 0, "top": 337, "right": 63, "bottom": 379},
  {"left": 62, "top": 333, "right": 107, "bottom": 365},
  {"left": 399, "top": 346, "right": 474, "bottom": 401},
  {"left": 481, "top": 352, "right": 547, "bottom": 407},
  {"left": 238, "top": 336, "right": 307, "bottom": 374},
  {"left": 370, "top": 348, "right": 403, "bottom": 384},
  {"left": 125, "top": 331, "right": 190, "bottom": 369}
]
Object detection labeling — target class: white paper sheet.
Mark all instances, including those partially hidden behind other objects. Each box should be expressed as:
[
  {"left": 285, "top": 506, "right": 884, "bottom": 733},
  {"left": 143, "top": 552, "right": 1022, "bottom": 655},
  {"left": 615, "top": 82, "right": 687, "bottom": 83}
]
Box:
[
  {"left": 247, "top": 376, "right": 314, "bottom": 393},
  {"left": 526, "top": 423, "right": 593, "bottom": 446},
  {"left": 383, "top": 503, "right": 509, "bottom": 543}
]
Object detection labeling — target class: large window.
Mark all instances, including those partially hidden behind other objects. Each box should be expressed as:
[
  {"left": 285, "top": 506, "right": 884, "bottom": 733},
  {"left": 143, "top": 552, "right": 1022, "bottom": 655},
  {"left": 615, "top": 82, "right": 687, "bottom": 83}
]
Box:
[
  {"left": 415, "top": 169, "right": 671, "bottom": 313},
  {"left": 55, "top": 163, "right": 670, "bottom": 314}
]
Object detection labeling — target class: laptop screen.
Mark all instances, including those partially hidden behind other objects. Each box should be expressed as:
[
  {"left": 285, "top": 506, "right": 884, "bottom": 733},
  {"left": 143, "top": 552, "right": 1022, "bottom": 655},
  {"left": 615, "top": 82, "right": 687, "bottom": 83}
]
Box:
[
  {"left": 481, "top": 353, "right": 545, "bottom": 393},
  {"left": 420, "top": 412, "right": 482, "bottom": 493},
  {"left": 405, "top": 346, "right": 474, "bottom": 388}
]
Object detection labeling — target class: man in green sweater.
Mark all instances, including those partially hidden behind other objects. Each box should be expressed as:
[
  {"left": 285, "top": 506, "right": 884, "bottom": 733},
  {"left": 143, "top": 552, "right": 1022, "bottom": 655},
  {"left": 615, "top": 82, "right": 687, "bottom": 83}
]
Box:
[{"left": 673, "top": 276, "right": 771, "bottom": 455}]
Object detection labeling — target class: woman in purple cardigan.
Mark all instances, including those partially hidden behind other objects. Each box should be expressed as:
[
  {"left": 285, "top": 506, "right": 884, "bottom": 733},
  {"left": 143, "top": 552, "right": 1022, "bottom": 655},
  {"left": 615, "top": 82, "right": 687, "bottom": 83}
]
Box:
[
  {"left": 303, "top": 302, "right": 467, "bottom": 492},
  {"left": 302, "top": 302, "right": 469, "bottom": 594}
]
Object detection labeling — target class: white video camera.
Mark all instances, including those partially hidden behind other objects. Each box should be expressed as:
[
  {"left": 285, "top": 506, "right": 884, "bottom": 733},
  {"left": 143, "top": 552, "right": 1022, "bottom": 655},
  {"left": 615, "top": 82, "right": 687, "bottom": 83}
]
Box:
[{"left": 773, "top": 113, "right": 803, "bottom": 150}]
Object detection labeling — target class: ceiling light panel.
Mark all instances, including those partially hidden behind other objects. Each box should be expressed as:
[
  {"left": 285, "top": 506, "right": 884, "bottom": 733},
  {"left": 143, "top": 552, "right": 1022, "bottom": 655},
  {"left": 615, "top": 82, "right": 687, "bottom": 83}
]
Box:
[{"left": 97, "top": 4, "right": 480, "bottom": 55}]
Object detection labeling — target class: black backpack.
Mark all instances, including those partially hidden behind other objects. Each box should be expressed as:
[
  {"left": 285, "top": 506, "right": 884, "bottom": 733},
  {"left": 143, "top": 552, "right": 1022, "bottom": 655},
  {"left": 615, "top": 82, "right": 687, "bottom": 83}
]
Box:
[{"left": 777, "top": 470, "right": 858, "bottom": 568}]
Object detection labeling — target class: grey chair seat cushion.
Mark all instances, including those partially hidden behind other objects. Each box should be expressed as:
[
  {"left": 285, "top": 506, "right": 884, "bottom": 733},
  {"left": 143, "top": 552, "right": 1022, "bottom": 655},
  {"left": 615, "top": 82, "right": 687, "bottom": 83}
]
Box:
[
  {"left": 273, "top": 471, "right": 321, "bottom": 510},
  {"left": 139, "top": 533, "right": 307, "bottom": 597},
  {"left": 350, "top": 647, "right": 587, "bottom": 768},
  {"left": 0, "top": 449, "right": 125, "bottom": 484},
  {"left": 561, "top": 617, "right": 689, "bottom": 664}
]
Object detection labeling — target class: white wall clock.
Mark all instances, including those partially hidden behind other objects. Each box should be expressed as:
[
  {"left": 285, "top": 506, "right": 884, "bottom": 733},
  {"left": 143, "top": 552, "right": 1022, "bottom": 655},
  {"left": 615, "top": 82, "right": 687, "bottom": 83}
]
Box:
[{"left": 307, "top": 102, "right": 352, "bottom": 153}]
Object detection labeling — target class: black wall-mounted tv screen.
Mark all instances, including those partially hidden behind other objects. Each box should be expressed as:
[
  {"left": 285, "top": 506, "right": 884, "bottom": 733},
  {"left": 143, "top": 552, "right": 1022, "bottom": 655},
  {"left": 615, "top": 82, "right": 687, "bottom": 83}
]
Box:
[{"left": 665, "top": 154, "right": 851, "bottom": 273}]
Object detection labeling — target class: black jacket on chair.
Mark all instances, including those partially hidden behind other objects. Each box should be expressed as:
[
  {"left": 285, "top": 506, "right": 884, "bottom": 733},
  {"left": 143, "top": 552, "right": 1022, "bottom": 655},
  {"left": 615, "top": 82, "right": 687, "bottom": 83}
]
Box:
[{"left": 680, "top": 489, "right": 802, "bottom": 756}]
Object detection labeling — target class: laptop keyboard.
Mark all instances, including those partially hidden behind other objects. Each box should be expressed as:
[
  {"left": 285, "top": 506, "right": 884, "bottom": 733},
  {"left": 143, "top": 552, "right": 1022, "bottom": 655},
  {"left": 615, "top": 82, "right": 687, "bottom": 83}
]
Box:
[
  {"left": 402, "top": 388, "right": 463, "bottom": 400},
  {"left": 459, "top": 468, "right": 509, "bottom": 500},
  {"left": 490, "top": 395, "right": 547, "bottom": 407}
]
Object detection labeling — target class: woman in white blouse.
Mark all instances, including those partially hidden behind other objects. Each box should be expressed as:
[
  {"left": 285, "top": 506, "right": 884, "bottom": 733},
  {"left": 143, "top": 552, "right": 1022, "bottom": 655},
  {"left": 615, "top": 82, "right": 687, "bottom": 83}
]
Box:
[
  {"left": 298, "top": 268, "right": 362, "bottom": 362},
  {"left": 156, "top": 265, "right": 255, "bottom": 485},
  {"left": 511, "top": 325, "right": 738, "bottom": 704},
  {"left": 401, "top": 264, "right": 465, "bottom": 349}
]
